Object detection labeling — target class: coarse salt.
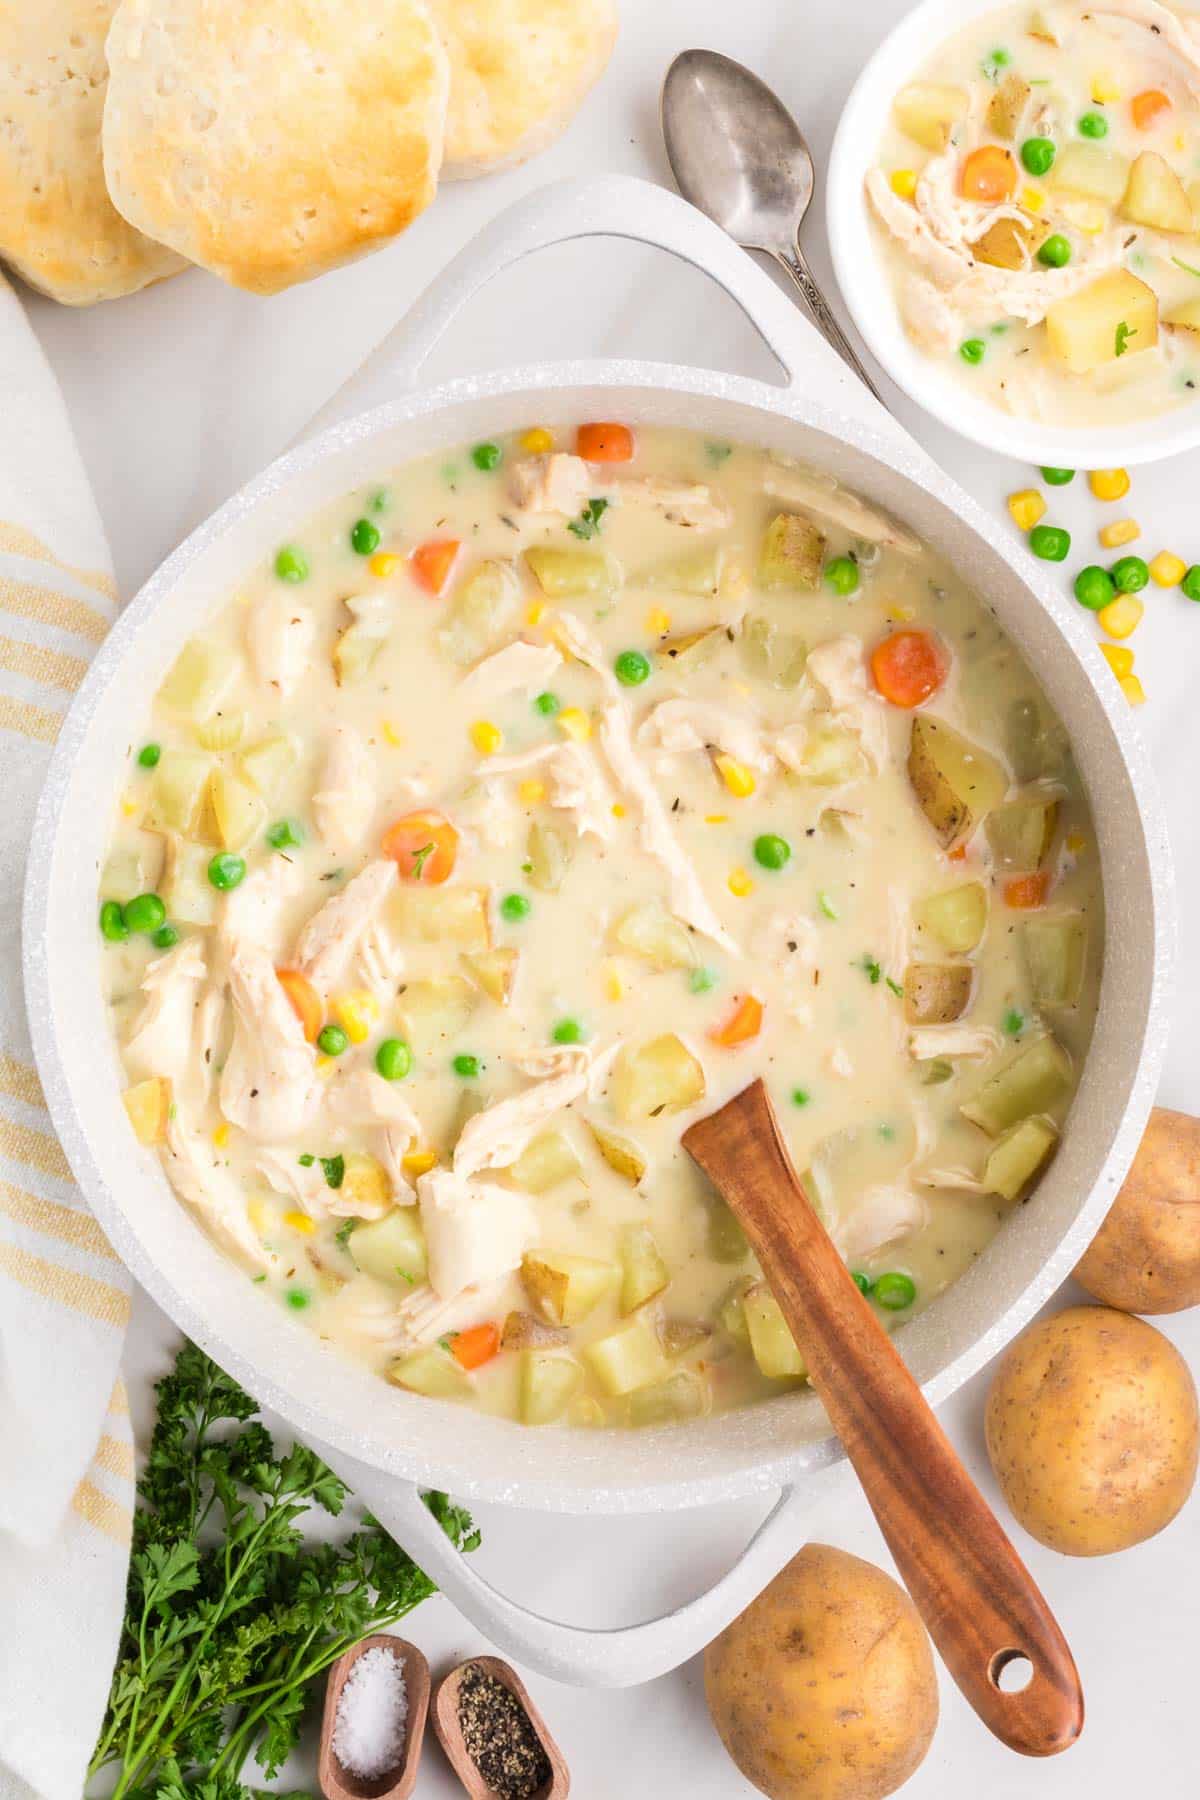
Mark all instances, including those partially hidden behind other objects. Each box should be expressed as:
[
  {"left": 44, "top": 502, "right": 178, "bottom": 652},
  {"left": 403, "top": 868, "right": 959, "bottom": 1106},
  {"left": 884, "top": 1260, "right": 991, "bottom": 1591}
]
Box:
[{"left": 332, "top": 1645, "right": 409, "bottom": 1779}]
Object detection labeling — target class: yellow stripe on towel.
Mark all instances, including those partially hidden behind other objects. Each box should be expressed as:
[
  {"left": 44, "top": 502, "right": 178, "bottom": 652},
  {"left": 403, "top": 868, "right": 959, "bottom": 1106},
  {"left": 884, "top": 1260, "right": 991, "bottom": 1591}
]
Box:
[
  {"left": 93, "top": 1433, "right": 135, "bottom": 1481},
  {"left": 71, "top": 1476, "right": 132, "bottom": 1546},
  {"left": 108, "top": 1378, "right": 129, "bottom": 1416},
  {"left": 0, "top": 1117, "right": 74, "bottom": 1182},
  {"left": 0, "top": 1178, "right": 117, "bottom": 1260},
  {"left": 0, "top": 1242, "right": 129, "bottom": 1328},
  {"left": 0, "top": 691, "right": 63, "bottom": 743},
  {"left": 0, "top": 521, "right": 118, "bottom": 604},
  {"left": 0, "top": 1053, "right": 46, "bottom": 1110},
  {"left": 0, "top": 633, "right": 88, "bottom": 692},
  {"left": 0, "top": 575, "right": 108, "bottom": 645}
]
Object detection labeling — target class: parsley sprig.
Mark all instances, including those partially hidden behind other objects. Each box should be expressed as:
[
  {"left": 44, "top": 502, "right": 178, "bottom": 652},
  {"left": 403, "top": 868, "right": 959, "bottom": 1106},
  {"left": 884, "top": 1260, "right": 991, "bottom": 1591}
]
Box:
[
  {"left": 567, "top": 497, "right": 608, "bottom": 539},
  {"left": 88, "top": 1343, "right": 478, "bottom": 1799}
]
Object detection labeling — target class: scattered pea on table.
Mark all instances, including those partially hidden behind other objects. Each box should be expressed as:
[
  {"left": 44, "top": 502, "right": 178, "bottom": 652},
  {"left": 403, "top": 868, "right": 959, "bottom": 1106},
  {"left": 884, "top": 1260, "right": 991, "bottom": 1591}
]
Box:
[{"left": 1029, "top": 524, "right": 1071, "bottom": 561}]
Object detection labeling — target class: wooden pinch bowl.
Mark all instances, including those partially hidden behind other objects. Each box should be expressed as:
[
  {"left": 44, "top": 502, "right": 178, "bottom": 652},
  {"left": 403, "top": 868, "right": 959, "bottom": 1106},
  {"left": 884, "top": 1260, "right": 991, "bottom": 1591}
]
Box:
[
  {"left": 318, "top": 1634, "right": 430, "bottom": 1800},
  {"left": 432, "top": 1655, "right": 570, "bottom": 1798}
]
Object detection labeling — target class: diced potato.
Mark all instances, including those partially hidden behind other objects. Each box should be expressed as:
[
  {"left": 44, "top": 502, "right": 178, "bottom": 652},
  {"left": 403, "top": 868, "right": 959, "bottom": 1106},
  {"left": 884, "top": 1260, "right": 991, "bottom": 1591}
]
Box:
[
  {"left": 613, "top": 899, "right": 698, "bottom": 970},
  {"left": 527, "top": 821, "right": 574, "bottom": 893},
  {"left": 524, "top": 545, "right": 611, "bottom": 598},
  {"left": 143, "top": 750, "right": 216, "bottom": 837},
  {"left": 892, "top": 81, "right": 969, "bottom": 152},
  {"left": 984, "top": 1116, "right": 1059, "bottom": 1200},
  {"left": 583, "top": 1315, "right": 668, "bottom": 1396},
  {"left": 208, "top": 767, "right": 266, "bottom": 851},
  {"left": 799, "top": 727, "right": 866, "bottom": 786},
  {"left": 437, "top": 559, "right": 521, "bottom": 664},
  {"left": 986, "top": 797, "right": 1059, "bottom": 871},
  {"left": 915, "top": 882, "right": 988, "bottom": 954},
  {"left": 1045, "top": 270, "right": 1159, "bottom": 374},
  {"left": 641, "top": 545, "right": 723, "bottom": 596},
  {"left": 122, "top": 1076, "right": 171, "bottom": 1146},
  {"left": 99, "top": 829, "right": 165, "bottom": 903},
  {"left": 628, "top": 1369, "right": 710, "bottom": 1426},
  {"left": 1049, "top": 143, "right": 1130, "bottom": 206},
  {"left": 986, "top": 71, "right": 1031, "bottom": 140},
  {"left": 333, "top": 595, "right": 392, "bottom": 685},
  {"left": 237, "top": 734, "right": 296, "bottom": 799},
  {"left": 654, "top": 625, "right": 725, "bottom": 672},
  {"left": 961, "top": 1034, "right": 1073, "bottom": 1136},
  {"left": 462, "top": 946, "right": 519, "bottom": 1006},
  {"left": 743, "top": 1283, "right": 806, "bottom": 1379},
  {"left": 519, "top": 1350, "right": 584, "bottom": 1425},
  {"left": 586, "top": 1119, "right": 648, "bottom": 1184},
  {"left": 158, "top": 639, "right": 239, "bottom": 720},
  {"left": 610, "top": 1033, "right": 706, "bottom": 1121},
  {"left": 390, "top": 884, "right": 490, "bottom": 949},
  {"left": 508, "top": 1129, "right": 582, "bottom": 1194},
  {"left": 397, "top": 976, "right": 478, "bottom": 1054},
  {"left": 708, "top": 1200, "right": 750, "bottom": 1264},
  {"left": 386, "top": 1345, "right": 471, "bottom": 1399},
  {"left": 903, "top": 963, "right": 974, "bottom": 1026},
  {"left": 907, "top": 716, "right": 1008, "bottom": 848},
  {"left": 339, "top": 1152, "right": 391, "bottom": 1216},
  {"left": 160, "top": 835, "right": 217, "bottom": 926},
  {"left": 716, "top": 1277, "right": 753, "bottom": 1347},
  {"left": 757, "top": 512, "right": 825, "bottom": 590},
  {"left": 660, "top": 1317, "right": 713, "bottom": 1357},
  {"left": 739, "top": 614, "right": 807, "bottom": 687},
  {"left": 520, "top": 1251, "right": 617, "bottom": 1326},
  {"left": 1120, "top": 151, "right": 1194, "bottom": 234},
  {"left": 1005, "top": 696, "right": 1065, "bottom": 784},
  {"left": 195, "top": 709, "right": 245, "bottom": 752},
  {"left": 1022, "top": 915, "right": 1087, "bottom": 1007},
  {"left": 501, "top": 1309, "right": 567, "bottom": 1351},
  {"left": 619, "top": 1224, "right": 670, "bottom": 1314},
  {"left": 349, "top": 1207, "right": 428, "bottom": 1285},
  {"left": 1166, "top": 296, "right": 1200, "bottom": 336},
  {"left": 971, "top": 215, "right": 1043, "bottom": 271}
]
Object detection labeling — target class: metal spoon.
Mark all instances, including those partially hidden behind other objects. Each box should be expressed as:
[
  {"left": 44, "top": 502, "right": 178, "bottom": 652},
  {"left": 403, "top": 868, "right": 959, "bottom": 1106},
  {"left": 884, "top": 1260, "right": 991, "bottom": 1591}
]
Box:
[{"left": 661, "top": 48, "right": 882, "bottom": 400}]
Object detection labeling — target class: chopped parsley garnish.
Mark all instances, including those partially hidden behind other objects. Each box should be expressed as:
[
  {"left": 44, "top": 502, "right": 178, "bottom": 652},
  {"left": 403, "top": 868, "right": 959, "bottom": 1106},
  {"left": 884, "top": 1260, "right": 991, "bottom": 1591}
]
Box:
[
  {"left": 885, "top": 976, "right": 904, "bottom": 998},
  {"left": 321, "top": 1154, "right": 345, "bottom": 1190},
  {"left": 1172, "top": 256, "right": 1200, "bottom": 278},
  {"left": 335, "top": 1219, "right": 358, "bottom": 1249},
  {"left": 705, "top": 441, "right": 733, "bottom": 465},
  {"left": 1115, "top": 320, "right": 1137, "bottom": 357},
  {"left": 1003, "top": 1007, "right": 1026, "bottom": 1037},
  {"left": 860, "top": 954, "right": 883, "bottom": 985},
  {"left": 298, "top": 1152, "right": 315, "bottom": 1167},
  {"left": 410, "top": 841, "right": 436, "bottom": 879},
  {"left": 396, "top": 1268, "right": 416, "bottom": 1285},
  {"left": 817, "top": 890, "right": 839, "bottom": 920},
  {"left": 567, "top": 497, "right": 609, "bottom": 539}
]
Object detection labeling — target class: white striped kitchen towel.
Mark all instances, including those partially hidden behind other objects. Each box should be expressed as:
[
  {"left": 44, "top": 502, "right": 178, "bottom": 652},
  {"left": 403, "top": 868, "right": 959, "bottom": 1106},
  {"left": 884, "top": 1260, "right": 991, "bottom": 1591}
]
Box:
[{"left": 0, "top": 270, "right": 134, "bottom": 1800}]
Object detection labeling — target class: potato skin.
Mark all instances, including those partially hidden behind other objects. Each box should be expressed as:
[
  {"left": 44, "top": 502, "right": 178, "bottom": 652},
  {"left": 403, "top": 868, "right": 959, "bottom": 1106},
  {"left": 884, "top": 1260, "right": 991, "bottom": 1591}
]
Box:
[
  {"left": 1074, "top": 1108, "right": 1200, "bottom": 1313},
  {"left": 703, "top": 1543, "right": 938, "bottom": 1800},
  {"left": 985, "top": 1305, "right": 1198, "bottom": 1556}
]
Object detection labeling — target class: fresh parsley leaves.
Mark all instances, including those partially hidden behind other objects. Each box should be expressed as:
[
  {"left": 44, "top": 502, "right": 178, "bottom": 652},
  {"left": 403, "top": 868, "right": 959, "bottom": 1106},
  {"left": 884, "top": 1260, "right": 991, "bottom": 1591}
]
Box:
[
  {"left": 410, "top": 841, "right": 436, "bottom": 880},
  {"left": 1115, "top": 320, "right": 1137, "bottom": 357},
  {"left": 567, "top": 497, "right": 609, "bottom": 539},
  {"left": 334, "top": 1219, "right": 357, "bottom": 1249},
  {"left": 860, "top": 955, "right": 883, "bottom": 985},
  {"left": 320, "top": 1154, "right": 345, "bottom": 1190}
]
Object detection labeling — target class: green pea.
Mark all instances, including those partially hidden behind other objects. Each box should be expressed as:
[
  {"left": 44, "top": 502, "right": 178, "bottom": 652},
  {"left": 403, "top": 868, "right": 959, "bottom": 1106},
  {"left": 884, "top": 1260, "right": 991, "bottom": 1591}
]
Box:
[
  {"left": 350, "top": 518, "right": 380, "bottom": 556},
  {"left": 1111, "top": 555, "right": 1149, "bottom": 593},
  {"left": 1037, "top": 234, "right": 1071, "bottom": 268},
  {"left": 614, "top": 649, "right": 651, "bottom": 686},
  {"left": 689, "top": 967, "right": 717, "bottom": 994},
  {"left": 551, "top": 1018, "right": 584, "bottom": 1045},
  {"left": 753, "top": 833, "right": 792, "bottom": 871},
  {"left": 1020, "top": 136, "right": 1056, "bottom": 176},
  {"left": 266, "top": 817, "right": 305, "bottom": 850},
  {"left": 500, "top": 892, "right": 531, "bottom": 922},
  {"left": 274, "top": 545, "right": 309, "bottom": 583},
  {"left": 207, "top": 852, "right": 247, "bottom": 891},
  {"left": 123, "top": 892, "right": 167, "bottom": 934},
  {"left": 375, "top": 1037, "right": 413, "bottom": 1081},
  {"left": 874, "top": 1271, "right": 917, "bottom": 1310},
  {"left": 137, "top": 742, "right": 161, "bottom": 769},
  {"left": 317, "top": 1025, "right": 349, "bottom": 1057},
  {"left": 1074, "top": 565, "right": 1116, "bottom": 610},
  {"left": 791, "top": 1087, "right": 811, "bottom": 1107},
  {"left": 99, "top": 900, "right": 129, "bottom": 943},
  {"left": 152, "top": 924, "right": 179, "bottom": 950},
  {"left": 1040, "top": 466, "right": 1075, "bottom": 486},
  {"left": 453, "top": 1053, "right": 481, "bottom": 1078},
  {"left": 1029, "top": 524, "right": 1071, "bottom": 562},
  {"left": 823, "top": 555, "right": 860, "bottom": 596},
  {"left": 1078, "top": 111, "right": 1108, "bottom": 138},
  {"left": 471, "top": 441, "right": 502, "bottom": 471},
  {"left": 1182, "top": 565, "right": 1200, "bottom": 602},
  {"left": 285, "top": 1288, "right": 311, "bottom": 1311},
  {"left": 852, "top": 1271, "right": 873, "bottom": 1296},
  {"left": 960, "top": 338, "right": 986, "bottom": 365},
  {"left": 534, "top": 691, "right": 560, "bottom": 716}
]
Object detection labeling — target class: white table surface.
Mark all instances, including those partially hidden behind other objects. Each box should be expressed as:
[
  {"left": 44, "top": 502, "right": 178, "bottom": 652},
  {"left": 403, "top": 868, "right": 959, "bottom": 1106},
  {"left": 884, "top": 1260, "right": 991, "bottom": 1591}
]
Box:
[{"left": 25, "top": 1, "right": 1200, "bottom": 1794}]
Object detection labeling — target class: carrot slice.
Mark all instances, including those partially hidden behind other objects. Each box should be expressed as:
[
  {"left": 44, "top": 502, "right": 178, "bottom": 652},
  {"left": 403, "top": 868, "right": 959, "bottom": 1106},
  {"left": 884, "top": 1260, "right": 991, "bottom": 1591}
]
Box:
[
  {"left": 1004, "top": 871, "right": 1051, "bottom": 910},
  {"left": 1132, "top": 88, "right": 1171, "bottom": 129},
  {"left": 960, "top": 145, "right": 1017, "bottom": 203},
  {"left": 576, "top": 422, "right": 634, "bottom": 463},
  {"left": 870, "top": 629, "right": 949, "bottom": 708},
  {"left": 410, "top": 538, "right": 460, "bottom": 595},
  {"left": 947, "top": 844, "right": 968, "bottom": 863},
  {"left": 381, "top": 809, "right": 459, "bottom": 884},
  {"left": 276, "top": 968, "right": 323, "bottom": 1043},
  {"left": 709, "top": 994, "right": 764, "bottom": 1047},
  {"left": 450, "top": 1322, "right": 501, "bottom": 1370}
]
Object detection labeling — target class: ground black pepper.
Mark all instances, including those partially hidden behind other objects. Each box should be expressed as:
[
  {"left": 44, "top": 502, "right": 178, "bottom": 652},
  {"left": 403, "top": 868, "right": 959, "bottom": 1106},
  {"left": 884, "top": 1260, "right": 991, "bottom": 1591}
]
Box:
[{"left": 456, "top": 1665, "right": 551, "bottom": 1799}]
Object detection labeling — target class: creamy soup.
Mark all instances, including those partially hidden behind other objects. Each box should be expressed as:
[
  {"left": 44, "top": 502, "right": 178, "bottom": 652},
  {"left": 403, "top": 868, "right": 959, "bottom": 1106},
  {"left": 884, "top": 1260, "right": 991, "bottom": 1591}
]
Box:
[
  {"left": 99, "top": 423, "right": 1102, "bottom": 1428},
  {"left": 869, "top": 0, "right": 1200, "bottom": 425}
]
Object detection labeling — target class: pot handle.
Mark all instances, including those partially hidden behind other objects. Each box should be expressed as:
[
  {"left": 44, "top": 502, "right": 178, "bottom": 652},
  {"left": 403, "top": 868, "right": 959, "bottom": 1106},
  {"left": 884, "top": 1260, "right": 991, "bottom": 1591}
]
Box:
[
  {"left": 302, "top": 173, "right": 868, "bottom": 437},
  {"left": 322, "top": 1454, "right": 813, "bottom": 1688}
]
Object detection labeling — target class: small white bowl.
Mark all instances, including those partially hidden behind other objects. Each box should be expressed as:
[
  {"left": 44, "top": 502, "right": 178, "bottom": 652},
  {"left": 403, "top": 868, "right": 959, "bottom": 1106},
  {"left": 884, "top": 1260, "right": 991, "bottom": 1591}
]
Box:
[{"left": 827, "top": 0, "right": 1200, "bottom": 467}]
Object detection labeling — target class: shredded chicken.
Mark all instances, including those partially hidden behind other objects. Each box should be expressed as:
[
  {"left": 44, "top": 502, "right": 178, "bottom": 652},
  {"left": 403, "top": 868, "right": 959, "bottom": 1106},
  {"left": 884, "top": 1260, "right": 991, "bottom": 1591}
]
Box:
[
  {"left": 637, "top": 699, "right": 775, "bottom": 773},
  {"left": 453, "top": 1041, "right": 618, "bottom": 1180},
  {"left": 254, "top": 1147, "right": 331, "bottom": 1217},
  {"left": 326, "top": 1067, "right": 423, "bottom": 1135},
  {"left": 509, "top": 452, "right": 593, "bottom": 518},
  {"left": 605, "top": 476, "right": 732, "bottom": 530},
  {"left": 313, "top": 726, "right": 375, "bottom": 858},
  {"left": 123, "top": 938, "right": 207, "bottom": 1081},
  {"left": 195, "top": 980, "right": 228, "bottom": 1100},
  {"left": 789, "top": 635, "right": 889, "bottom": 777},
  {"left": 485, "top": 738, "right": 616, "bottom": 842},
  {"left": 825, "top": 1044, "right": 855, "bottom": 1080},
  {"left": 358, "top": 919, "right": 406, "bottom": 998},
  {"left": 1093, "top": 0, "right": 1200, "bottom": 97},
  {"left": 459, "top": 639, "right": 562, "bottom": 703},
  {"left": 908, "top": 1024, "right": 1003, "bottom": 1061},
  {"left": 915, "top": 1165, "right": 992, "bottom": 1194},
  {"left": 835, "top": 1183, "right": 928, "bottom": 1263},
  {"left": 220, "top": 944, "right": 320, "bottom": 1141},
  {"left": 218, "top": 854, "right": 302, "bottom": 959},
  {"left": 763, "top": 464, "right": 922, "bottom": 555},
  {"left": 416, "top": 1166, "right": 538, "bottom": 1300},
  {"left": 389, "top": 1279, "right": 511, "bottom": 1354},
  {"left": 292, "top": 859, "right": 397, "bottom": 995},
  {"left": 246, "top": 593, "right": 315, "bottom": 700},
  {"left": 763, "top": 911, "right": 819, "bottom": 1026},
  {"left": 164, "top": 1113, "right": 275, "bottom": 1272}
]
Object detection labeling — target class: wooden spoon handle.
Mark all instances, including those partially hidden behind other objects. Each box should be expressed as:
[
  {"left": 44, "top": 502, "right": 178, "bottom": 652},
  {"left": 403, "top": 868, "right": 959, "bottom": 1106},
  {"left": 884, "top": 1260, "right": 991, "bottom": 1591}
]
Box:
[{"left": 683, "top": 1080, "right": 1084, "bottom": 1758}]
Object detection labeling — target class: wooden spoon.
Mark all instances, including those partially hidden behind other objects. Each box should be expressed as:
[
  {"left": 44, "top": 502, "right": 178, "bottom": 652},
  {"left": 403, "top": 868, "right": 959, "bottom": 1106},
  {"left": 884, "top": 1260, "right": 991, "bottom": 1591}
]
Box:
[
  {"left": 682, "top": 1078, "right": 1084, "bottom": 1758},
  {"left": 432, "top": 1655, "right": 569, "bottom": 1799},
  {"left": 318, "top": 1635, "right": 430, "bottom": 1800}
]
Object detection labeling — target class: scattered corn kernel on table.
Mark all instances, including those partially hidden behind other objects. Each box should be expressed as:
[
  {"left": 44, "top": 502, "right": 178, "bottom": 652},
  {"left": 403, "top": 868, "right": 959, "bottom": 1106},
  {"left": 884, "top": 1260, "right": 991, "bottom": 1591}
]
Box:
[{"left": 29, "top": 1, "right": 1199, "bottom": 1794}]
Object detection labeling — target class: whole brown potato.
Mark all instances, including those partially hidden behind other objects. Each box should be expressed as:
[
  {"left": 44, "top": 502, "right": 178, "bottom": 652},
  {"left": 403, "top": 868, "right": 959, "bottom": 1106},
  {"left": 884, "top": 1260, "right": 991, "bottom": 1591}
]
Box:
[
  {"left": 1074, "top": 1108, "right": 1200, "bottom": 1313},
  {"left": 704, "top": 1543, "right": 938, "bottom": 1800},
  {"left": 986, "top": 1305, "right": 1198, "bottom": 1556}
]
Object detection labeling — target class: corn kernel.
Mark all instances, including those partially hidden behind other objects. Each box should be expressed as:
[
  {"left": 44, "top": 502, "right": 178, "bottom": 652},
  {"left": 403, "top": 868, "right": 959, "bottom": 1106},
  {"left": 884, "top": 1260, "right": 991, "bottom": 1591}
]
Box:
[
  {"left": 212, "top": 1121, "right": 230, "bottom": 1150},
  {"left": 889, "top": 168, "right": 918, "bottom": 200},
  {"left": 1021, "top": 186, "right": 1046, "bottom": 213},
  {"left": 715, "top": 754, "right": 756, "bottom": 798},
  {"left": 331, "top": 989, "right": 378, "bottom": 1044},
  {"left": 469, "top": 719, "right": 503, "bottom": 755},
  {"left": 1098, "top": 517, "right": 1140, "bottom": 549},
  {"left": 316, "top": 1055, "right": 337, "bottom": 1077},
  {"left": 1089, "top": 467, "right": 1130, "bottom": 501},
  {"left": 557, "top": 706, "right": 592, "bottom": 742},
  {"left": 1063, "top": 199, "right": 1108, "bottom": 235},
  {"left": 1175, "top": 130, "right": 1187, "bottom": 153},
  {"left": 1091, "top": 72, "right": 1121, "bottom": 103},
  {"left": 1149, "top": 550, "right": 1187, "bottom": 588},
  {"left": 121, "top": 796, "right": 139, "bottom": 818},
  {"left": 517, "top": 778, "right": 546, "bottom": 806},
  {"left": 381, "top": 718, "right": 403, "bottom": 747},
  {"left": 1119, "top": 673, "right": 1146, "bottom": 706},
  {"left": 886, "top": 602, "right": 916, "bottom": 623},
  {"left": 402, "top": 1148, "right": 438, "bottom": 1177},
  {"left": 645, "top": 607, "right": 672, "bottom": 634},
  {"left": 705, "top": 813, "right": 728, "bottom": 825},
  {"left": 283, "top": 1210, "right": 315, "bottom": 1236},
  {"left": 1099, "top": 641, "right": 1135, "bottom": 678},
  {"left": 520, "top": 427, "right": 554, "bottom": 454},
  {"left": 368, "top": 551, "right": 402, "bottom": 578},
  {"left": 1008, "top": 488, "right": 1046, "bottom": 532},
  {"left": 611, "top": 802, "right": 627, "bottom": 819},
  {"left": 1098, "top": 595, "right": 1144, "bottom": 639},
  {"left": 728, "top": 865, "right": 755, "bottom": 897},
  {"left": 1066, "top": 828, "right": 1088, "bottom": 855},
  {"left": 604, "top": 963, "right": 625, "bottom": 1003},
  {"left": 525, "top": 600, "right": 545, "bottom": 626}
]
